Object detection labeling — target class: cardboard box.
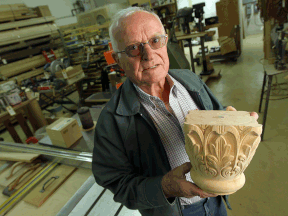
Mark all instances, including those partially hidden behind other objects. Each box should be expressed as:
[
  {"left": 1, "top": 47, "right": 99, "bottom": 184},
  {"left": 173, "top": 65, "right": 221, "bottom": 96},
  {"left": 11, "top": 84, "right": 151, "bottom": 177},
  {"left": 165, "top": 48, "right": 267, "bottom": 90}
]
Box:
[
  {"left": 34, "top": 5, "right": 52, "bottom": 17},
  {"left": 218, "top": 37, "right": 237, "bottom": 55},
  {"left": 46, "top": 118, "right": 83, "bottom": 148}
]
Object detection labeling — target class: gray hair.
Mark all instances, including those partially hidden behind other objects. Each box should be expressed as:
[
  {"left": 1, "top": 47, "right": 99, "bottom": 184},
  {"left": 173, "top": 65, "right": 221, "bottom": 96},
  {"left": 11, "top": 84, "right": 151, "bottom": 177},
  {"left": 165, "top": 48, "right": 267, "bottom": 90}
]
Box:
[{"left": 109, "top": 7, "right": 165, "bottom": 52}]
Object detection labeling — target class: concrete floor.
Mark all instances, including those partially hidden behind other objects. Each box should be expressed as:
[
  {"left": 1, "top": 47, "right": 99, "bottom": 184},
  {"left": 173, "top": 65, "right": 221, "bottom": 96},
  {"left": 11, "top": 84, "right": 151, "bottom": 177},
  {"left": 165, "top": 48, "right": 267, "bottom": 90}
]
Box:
[{"left": 1, "top": 33, "right": 288, "bottom": 215}]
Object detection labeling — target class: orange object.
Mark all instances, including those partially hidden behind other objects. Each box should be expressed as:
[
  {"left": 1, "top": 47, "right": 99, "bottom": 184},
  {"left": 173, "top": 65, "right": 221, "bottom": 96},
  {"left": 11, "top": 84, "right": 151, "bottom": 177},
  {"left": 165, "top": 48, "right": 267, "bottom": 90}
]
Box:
[
  {"left": 108, "top": 42, "right": 113, "bottom": 50},
  {"left": 104, "top": 50, "right": 116, "bottom": 65},
  {"left": 116, "top": 82, "right": 123, "bottom": 89}
]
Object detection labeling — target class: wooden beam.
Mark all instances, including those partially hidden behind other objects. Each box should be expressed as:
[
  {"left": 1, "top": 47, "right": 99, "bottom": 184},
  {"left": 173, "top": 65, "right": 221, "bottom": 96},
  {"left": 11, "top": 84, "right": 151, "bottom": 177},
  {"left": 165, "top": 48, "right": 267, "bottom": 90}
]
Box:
[
  {"left": 3, "top": 119, "right": 22, "bottom": 143},
  {"left": 15, "top": 113, "right": 33, "bottom": 139},
  {"left": 0, "top": 24, "right": 58, "bottom": 47},
  {"left": 0, "top": 42, "right": 56, "bottom": 64},
  {"left": 0, "top": 16, "right": 56, "bottom": 31},
  {"left": 0, "top": 36, "right": 52, "bottom": 55},
  {"left": 0, "top": 49, "right": 64, "bottom": 79}
]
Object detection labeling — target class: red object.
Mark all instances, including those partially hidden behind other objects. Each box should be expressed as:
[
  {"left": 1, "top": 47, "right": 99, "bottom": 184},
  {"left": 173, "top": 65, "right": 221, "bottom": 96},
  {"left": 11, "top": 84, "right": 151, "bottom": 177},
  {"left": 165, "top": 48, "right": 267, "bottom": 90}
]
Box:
[
  {"left": 26, "top": 137, "right": 38, "bottom": 144},
  {"left": 104, "top": 50, "right": 116, "bottom": 65},
  {"left": 116, "top": 82, "right": 123, "bottom": 89},
  {"left": 38, "top": 86, "right": 52, "bottom": 91},
  {"left": 42, "top": 49, "right": 57, "bottom": 63},
  {"left": 108, "top": 42, "right": 113, "bottom": 50}
]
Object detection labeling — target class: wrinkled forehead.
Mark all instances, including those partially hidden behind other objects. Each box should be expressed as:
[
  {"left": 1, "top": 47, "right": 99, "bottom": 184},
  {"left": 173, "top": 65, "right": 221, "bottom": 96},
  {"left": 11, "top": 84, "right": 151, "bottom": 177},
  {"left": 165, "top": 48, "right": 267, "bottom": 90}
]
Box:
[{"left": 113, "top": 12, "right": 164, "bottom": 48}]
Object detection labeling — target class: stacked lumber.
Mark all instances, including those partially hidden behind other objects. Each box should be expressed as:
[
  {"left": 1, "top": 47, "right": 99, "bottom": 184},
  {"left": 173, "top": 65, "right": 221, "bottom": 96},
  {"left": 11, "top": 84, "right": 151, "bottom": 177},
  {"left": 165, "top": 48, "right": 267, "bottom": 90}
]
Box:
[
  {"left": 0, "top": 4, "right": 65, "bottom": 84},
  {"left": 0, "top": 4, "right": 37, "bottom": 22},
  {"left": 0, "top": 23, "right": 58, "bottom": 46},
  {"left": 0, "top": 49, "right": 65, "bottom": 84}
]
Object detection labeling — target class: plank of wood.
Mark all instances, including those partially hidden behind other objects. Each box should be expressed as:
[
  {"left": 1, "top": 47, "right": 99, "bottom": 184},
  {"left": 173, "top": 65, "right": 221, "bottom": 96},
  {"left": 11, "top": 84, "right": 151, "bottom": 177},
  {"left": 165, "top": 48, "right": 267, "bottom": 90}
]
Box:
[
  {"left": 5, "top": 163, "right": 46, "bottom": 195},
  {"left": 0, "top": 42, "right": 56, "bottom": 64},
  {"left": 7, "top": 168, "right": 91, "bottom": 216},
  {"left": 12, "top": 68, "right": 44, "bottom": 85},
  {"left": 216, "top": 0, "right": 240, "bottom": 38},
  {"left": 0, "top": 16, "right": 55, "bottom": 31},
  {"left": 3, "top": 119, "right": 22, "bottom": 143},
  {"left": 0, "top": 24, "right": 58, "bottom": 47},
  {"left": 24, "top": 165, "right": 77, "bottom": 207},
  {"left": 0, "top": 49, "right": 64, "bottom": 78},
  {"left": 0, "top": 36, "right": 52, "bottom": 54},
  {"left": 0, "top": 153, "right": 40, "bottom": 162}
]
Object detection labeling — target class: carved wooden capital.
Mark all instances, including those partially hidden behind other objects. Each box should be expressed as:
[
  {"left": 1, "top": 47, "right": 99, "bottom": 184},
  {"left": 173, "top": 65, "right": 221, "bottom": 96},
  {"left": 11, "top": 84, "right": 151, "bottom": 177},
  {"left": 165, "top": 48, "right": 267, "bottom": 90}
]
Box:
[{"left": 184, "top": 110, "right": 262, "bottom": 195}]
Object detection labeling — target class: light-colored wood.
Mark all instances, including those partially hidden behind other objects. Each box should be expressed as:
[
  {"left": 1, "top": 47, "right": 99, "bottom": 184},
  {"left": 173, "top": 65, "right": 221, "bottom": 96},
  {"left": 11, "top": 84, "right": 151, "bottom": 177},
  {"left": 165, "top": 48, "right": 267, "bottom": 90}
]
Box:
[
  {"left": 0, "top": 16, "right": 56, "bottom": 31},
  {"left": 176, "top": 31, "right": 216, "bottom": 40},
  {"left": 11, "top": 68, "right": 44, "bottom": 85},
  {"left": 0, "top": 24, "right": 58, "bottom": 47},
  {"left": 184, "top": 110, "right": 262, "bottom": 195},
  {"left": 0, "top": 163, "right": 30, "bottom": 187},
  {"left": 6, "top": 168, "right": 91, "bottom": 216},
  {"left": 24, "top": 165, "right": 77, "bottom": 207},
  {"left": 0, "top": 153, "right": 40, "bottom": 163},
  {"left": 0, "top": 49, "right": 64, "bottom": 79}
]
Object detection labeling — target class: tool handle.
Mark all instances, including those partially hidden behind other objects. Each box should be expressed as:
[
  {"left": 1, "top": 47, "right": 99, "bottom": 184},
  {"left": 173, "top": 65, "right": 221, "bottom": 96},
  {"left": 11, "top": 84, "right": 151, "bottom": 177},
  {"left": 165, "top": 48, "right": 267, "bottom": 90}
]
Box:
[
  {"left": 8, "top": 163, "right": 41, "bottom": 191},
  {"left": 5, "top": 162, "right": 26, "bottom": 180},
  {"left": 40, "top": 176, "right": 59, "bottom": 193}
]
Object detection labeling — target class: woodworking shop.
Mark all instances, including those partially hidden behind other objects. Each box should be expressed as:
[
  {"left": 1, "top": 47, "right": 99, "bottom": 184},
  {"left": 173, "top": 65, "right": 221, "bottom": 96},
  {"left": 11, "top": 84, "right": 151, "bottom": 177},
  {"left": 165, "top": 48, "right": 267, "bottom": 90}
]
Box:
[{"left": 0, "top": 0, "right": 287, "bottom": 215}]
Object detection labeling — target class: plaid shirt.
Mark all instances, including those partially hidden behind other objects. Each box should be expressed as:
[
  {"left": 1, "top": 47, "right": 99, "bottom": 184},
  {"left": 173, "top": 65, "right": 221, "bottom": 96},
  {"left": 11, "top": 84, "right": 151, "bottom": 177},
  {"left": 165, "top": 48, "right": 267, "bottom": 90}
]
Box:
[{"left": 133, "top": 75, "right": 202, "bottom": 206}]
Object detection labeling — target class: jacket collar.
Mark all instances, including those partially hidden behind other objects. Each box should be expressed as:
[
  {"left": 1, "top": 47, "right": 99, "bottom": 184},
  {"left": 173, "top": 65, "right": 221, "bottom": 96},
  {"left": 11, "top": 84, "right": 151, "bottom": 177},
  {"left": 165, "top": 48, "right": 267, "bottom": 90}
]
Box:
[{"left": 116, "top": 70, "right": 204, "bottom": 116}]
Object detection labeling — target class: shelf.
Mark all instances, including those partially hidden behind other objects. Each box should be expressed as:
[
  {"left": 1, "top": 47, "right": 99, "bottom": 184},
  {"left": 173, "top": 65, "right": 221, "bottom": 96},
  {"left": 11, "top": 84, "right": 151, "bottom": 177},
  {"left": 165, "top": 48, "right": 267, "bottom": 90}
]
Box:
[{"left": 153, "top": 2, "right": 176, "bottom": 10}]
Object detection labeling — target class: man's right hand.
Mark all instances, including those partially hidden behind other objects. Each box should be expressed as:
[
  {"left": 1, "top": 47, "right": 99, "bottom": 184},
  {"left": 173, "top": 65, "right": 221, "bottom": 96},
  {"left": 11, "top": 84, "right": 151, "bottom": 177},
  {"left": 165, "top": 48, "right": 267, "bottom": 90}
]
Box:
[{"left": 161, "top": 162, "right": 218, "bottom": 199}]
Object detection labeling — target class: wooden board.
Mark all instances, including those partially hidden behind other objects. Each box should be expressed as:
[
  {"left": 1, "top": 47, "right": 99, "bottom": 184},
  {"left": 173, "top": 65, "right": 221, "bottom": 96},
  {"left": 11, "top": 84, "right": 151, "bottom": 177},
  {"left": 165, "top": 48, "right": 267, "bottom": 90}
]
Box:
[
  {"left": 0, "top": 42, "right": 56, "bottom": 64},
  {"left": 0, "top": 49, "right": 64, "bottom": 79},
  {"left": 0, "top": 24, "right": 58, "bottom": 47},
  {"left": 0, "top": 153, "right": 40, "bottom": 163},
  {"left": 216, "top": 0, "right": 240, "bottom": 38},
  {"left": 0, "top": 36, "right": 52, "bottom": 55},
  {"left": 0, "top": 16, "right": 55, "bottom": 31},
  {"left": 24, "top": 164, "right": 77, "bottom": 207},
  {"left": 6, "top": 168, "right": 91, "bottom": 216},
  {"left": 4, "top": 163, "right": 46, "bottom": 196}
]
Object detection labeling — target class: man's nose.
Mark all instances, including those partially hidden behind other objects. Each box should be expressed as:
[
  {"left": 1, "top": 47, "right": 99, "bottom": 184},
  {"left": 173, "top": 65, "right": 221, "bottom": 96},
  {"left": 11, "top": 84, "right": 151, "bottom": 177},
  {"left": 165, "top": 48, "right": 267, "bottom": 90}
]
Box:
[{"left": 140, "top": 43, "right": 153, "bottom": 61}]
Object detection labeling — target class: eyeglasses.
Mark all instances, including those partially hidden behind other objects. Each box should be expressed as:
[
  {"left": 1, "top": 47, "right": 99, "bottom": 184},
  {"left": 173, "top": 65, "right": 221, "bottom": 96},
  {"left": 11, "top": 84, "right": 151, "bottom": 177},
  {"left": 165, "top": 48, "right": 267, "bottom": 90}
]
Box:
[{"left": 115, "top": 35, "right": 168, "bottom": 57}]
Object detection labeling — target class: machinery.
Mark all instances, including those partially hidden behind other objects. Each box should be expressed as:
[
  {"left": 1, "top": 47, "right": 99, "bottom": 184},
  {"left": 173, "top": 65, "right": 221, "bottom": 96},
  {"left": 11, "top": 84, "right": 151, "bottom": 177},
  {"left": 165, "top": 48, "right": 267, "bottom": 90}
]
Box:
[
  {"left": 272, "top": 24, "right": 288, "bottom": 70},
  {"left": 176, "top": 3, "right": 214, "bottom": 75}
]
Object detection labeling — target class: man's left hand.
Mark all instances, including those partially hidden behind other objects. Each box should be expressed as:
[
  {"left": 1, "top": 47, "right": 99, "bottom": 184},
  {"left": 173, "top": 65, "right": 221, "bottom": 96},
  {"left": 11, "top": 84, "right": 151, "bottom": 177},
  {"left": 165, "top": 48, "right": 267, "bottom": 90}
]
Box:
[{"left": 226, "top": 106, "right": 259, "bottom": 120}]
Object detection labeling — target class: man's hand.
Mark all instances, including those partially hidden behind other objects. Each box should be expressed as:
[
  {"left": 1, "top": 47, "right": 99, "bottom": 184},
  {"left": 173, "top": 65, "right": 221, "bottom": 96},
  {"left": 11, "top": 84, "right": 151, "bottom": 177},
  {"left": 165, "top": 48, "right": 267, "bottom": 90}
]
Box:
[
  {"left": 226, "top": 106, "right": 259, "bottom": 120},
  {"left": 161, "top": 162, "right": 217, "bottom": 199}
]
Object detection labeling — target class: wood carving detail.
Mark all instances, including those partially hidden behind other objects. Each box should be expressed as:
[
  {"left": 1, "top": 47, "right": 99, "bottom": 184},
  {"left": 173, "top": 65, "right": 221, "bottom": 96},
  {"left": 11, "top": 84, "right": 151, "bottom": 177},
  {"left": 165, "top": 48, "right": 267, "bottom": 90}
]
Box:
[{"left": 185, "top": 125, "right": 262, "bottom": 180}]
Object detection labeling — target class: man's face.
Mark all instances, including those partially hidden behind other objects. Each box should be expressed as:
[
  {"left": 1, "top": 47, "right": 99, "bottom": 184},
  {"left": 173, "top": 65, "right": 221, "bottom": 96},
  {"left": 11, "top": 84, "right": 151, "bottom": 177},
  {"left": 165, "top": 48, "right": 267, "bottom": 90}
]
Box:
[{"left": 113, "top": 12, "right": 170, "bottom": 86}]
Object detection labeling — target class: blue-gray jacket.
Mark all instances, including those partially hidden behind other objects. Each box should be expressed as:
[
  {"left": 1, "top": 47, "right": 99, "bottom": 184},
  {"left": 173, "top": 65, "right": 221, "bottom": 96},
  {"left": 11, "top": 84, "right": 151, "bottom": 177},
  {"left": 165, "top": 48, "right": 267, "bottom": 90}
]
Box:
[{"left": 92, "top": 69, "right": 232, "bottom": 216}]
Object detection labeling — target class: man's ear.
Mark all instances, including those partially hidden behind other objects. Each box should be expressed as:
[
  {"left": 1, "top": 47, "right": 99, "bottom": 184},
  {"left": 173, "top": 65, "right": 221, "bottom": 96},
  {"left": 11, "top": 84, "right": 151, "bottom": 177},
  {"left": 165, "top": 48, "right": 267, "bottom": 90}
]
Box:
[{"left": 112, "top": 52, "right": 121, "bottom": 66}]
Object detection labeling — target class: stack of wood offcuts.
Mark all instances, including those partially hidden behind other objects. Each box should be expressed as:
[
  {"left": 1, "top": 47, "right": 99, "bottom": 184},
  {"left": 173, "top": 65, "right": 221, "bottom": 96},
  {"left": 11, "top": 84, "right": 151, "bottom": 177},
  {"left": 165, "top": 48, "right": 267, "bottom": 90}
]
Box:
[{"left": 0, "top": 4, "right": 65, "bottom": 86}]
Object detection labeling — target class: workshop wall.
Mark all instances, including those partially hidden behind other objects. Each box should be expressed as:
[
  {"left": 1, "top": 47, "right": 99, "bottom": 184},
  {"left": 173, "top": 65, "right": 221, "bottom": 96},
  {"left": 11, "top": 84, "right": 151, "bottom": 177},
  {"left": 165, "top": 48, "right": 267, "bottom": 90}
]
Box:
[{"left": 0, "top": 0, "right": 77, "bottom": 26}]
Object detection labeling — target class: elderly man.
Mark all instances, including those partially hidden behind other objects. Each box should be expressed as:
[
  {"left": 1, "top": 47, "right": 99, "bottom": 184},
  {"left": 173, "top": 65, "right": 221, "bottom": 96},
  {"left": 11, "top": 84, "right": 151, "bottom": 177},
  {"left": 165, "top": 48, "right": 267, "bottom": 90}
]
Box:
[{"left": 92, "top": 7, "right": 258, "bottom": 216}]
